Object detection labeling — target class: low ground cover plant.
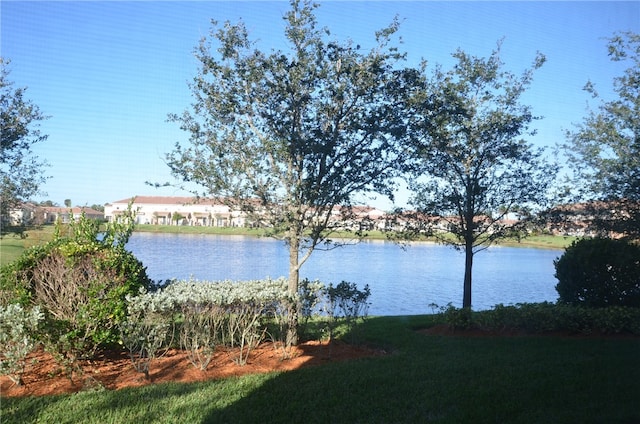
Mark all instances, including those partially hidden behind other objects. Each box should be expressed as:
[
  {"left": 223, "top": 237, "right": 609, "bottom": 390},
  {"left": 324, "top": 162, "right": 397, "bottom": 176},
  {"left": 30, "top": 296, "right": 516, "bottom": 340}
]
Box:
[{"left": 437, "top": 302, "right": 640, "bottom": 335}]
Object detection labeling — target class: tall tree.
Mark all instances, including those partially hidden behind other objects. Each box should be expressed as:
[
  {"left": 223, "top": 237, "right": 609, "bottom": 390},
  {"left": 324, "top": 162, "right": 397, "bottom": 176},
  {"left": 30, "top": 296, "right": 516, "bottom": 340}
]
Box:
[
  {"left": 165, "top": 0, "right": 413, "bottom": 344},
  {"left": 562, "top": 32, "right": 640, "bottom": 238},
  {"left": 406, "top": 44, "right": 557, "bottom": 309},
  {"left": 0, "top": 58, "right": 49, "bottom": 234}
]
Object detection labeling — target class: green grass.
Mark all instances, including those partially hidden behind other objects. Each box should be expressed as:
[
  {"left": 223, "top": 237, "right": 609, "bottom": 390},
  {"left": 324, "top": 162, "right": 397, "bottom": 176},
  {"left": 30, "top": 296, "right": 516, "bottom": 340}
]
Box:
[
  {"left": 134, "top": 224, "right": 269, "bottom": 236},
  {"left": 499, "top": 234, "right": 577, "bottom": 250},
  {"left": 135, "top": 226, "right": 576, "bottom": 250},
  {"left": 0, "top": 227, "right": 55, "bottom": 266},
  {"left": 0, "top": 236, "right": 24, "bottom": 266},
  {"left": 3, "top": 315, "right": 639, "bottom": 424}
]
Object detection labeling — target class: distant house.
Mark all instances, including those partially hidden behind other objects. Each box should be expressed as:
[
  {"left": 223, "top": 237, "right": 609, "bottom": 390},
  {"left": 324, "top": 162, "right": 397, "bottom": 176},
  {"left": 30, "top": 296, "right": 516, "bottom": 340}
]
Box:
[
  {"left": 327, "top": 205, "right": 389, "bottom": 231},
  {"left": 41, "top": 206, "right": 104, "bottom": 224},
  {"left": 7, "top": 202, "right": 38, "bottom": 226},
  {"left": 6, "top": 204, "right": 104, "bottom": 226},
  {"left": 543, "top": 201, "right": 630, "bottom": 238},
  {"left": 104, "top": 196, "right": 394, "bottom": 230},
  {"left": 104, "top": 196, "right": 248, "bottom": 227}
]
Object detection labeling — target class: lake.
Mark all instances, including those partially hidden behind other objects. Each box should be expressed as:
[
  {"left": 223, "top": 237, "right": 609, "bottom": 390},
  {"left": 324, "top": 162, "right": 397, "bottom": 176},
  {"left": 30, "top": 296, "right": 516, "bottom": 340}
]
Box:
[{"left": 127, "top": 232, "right": 563, "bottom": 316}]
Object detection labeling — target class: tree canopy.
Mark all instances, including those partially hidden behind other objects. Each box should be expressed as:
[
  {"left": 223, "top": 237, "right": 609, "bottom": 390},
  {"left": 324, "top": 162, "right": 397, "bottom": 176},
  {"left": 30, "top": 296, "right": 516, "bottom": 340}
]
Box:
[
  {"left": 405, "top": 43, "right": 557, "bottom": 309},
  {"left": 0, "top": 58, "right": 49, "bottom": 234},
  {"left": 563, "top": 32, "right": 640, "bottom": 239},
  {"left": 165, "top": 0, "right": 414, "bottom": 343}
]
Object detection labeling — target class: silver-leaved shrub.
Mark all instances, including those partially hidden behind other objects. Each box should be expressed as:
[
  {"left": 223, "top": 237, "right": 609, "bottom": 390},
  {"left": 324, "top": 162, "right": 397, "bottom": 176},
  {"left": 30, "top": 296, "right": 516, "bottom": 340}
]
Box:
[
  {"left": 0, "top": 304, "right": 43, "bottom": 385},
  {"left": 122, "top": 278, "right": 293, "bottom": 370},
  {"left": 121, "top": 277, "right": 372, "bottom": 371},
  {"left": 119, "top": 287, "right": 176, "bottom": 379}
]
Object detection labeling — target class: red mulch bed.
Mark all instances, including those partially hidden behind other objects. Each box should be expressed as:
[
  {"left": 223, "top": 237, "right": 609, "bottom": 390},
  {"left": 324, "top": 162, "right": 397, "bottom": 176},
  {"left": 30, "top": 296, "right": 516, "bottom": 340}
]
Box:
[{"left": 1, "top": 340, "right": 385, "bottom": 398}]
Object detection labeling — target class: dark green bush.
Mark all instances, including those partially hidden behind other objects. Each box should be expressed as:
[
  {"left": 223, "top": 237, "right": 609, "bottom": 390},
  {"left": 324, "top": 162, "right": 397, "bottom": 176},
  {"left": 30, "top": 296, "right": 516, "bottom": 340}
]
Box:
[
  {"left": 470, "top": 303, "right": 640, "bottom": 335},
  {"left": 326, "top": 281, "right": 371, "bottom": 322},
  {"left": 441, "top": 303, "right": 473, "bottom": 330},
  {"left": 554, "top": 237, "right": 640, "bottom": 307},
  {"left": 436, "top": 303, "right": 640, "bottom": 335},
  {"left": 475, "top": 302, "right": 561, "bottom": 333}
]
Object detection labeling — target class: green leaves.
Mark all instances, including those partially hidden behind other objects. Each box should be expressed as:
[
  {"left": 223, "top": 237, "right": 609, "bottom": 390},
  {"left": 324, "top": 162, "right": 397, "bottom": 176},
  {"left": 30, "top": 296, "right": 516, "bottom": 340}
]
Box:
[
  {"left": 563, "top": 32, "right": 640, "bottom": 238},
  {"left": 404, "top": 43, "right": 556, "bottom": 308},
  {"left": 0, "top": 209, "right": 151, "bottom": 363},
  {"left": 0, "top": 304, "right": 43, "bottom": 385},
  {"left": 170, "top": 0, "right": 411, "bottom": 216},
  {"left": 408, "top": 44, "right": 555, "bottom": 249},
  {"left": 0, "top": 58, "right": 50, "bottom": 234},
  {"left": 555, "top": 238, "right": 640, "bottom": 308}
]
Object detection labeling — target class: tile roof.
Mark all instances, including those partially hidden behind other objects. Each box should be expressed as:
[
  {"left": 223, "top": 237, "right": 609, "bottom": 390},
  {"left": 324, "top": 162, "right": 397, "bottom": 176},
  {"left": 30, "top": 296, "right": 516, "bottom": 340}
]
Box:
[
  {"left": 110, "top": 196, "right": 220, "bottom": 206},
  {"left": 41, "top": 206, "right": 103, "bottom": 214}
]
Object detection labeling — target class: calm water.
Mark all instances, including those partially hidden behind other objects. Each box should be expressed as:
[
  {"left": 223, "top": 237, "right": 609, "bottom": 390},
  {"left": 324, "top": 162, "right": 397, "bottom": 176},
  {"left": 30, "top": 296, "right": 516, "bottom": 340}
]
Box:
[{"left": 127, "top": 233, "right": 562, "bottom": 316}]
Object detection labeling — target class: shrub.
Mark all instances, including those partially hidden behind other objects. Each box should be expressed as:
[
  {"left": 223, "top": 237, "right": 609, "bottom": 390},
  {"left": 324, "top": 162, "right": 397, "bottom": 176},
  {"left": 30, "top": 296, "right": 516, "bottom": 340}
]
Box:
[
  {"left": 440, "top": 303, "right": 473, "bottom": 330},
  {"left": 469, "top": 303, "right": 640, "bottom": 335},
  {"left": 554, "top": 237, "right": 640, "bottom": 307},
  {"left": 0, "top": 242, "right": 52, "bottom": 307},
  {"left": 120, "top": 290, "right": 175, "bottom": 380},
  {"left": 0, "top": 208, "right": 152, "bottom": 364},
  {"left": 591, "top": 305, "right": 640, "bottom": 334},
  {"left": 299, "top": 278, "right": 325, "bottom": 320},
  {"left": 0, "top": 304, "right": 43, "bottom": 386},
  {"left": 124, "top": 278, "right": 291, "bottom": 368},
  {"left": 325, "top": 281, "right": 371, "bottom": 340},
  {"left": 224, "top": 301, "right": 268, "bottom": 365},
  {"left": 179, "top": 303, "right": 226, "bottom": 370},
  {"left": 296, "top": 278, "right": 325, "bottom": 338}
]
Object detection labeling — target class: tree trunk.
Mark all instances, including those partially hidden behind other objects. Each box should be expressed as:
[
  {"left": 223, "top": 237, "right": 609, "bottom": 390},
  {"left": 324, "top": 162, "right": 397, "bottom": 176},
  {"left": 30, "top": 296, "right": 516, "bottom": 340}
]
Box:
[
  {"left": 287, "top": 236, "right": 300, "bottom": 346},
  {"left": 463, "top": 237, "right": 473, "bottom": 309}
]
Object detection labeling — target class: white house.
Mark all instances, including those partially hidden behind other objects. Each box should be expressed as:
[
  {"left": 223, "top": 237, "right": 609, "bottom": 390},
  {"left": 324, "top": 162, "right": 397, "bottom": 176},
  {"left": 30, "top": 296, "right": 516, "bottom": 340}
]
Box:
[
  {"left": 7, "top": 202, "right": 38, "bottom": 226},
  {"left": 104, "top": 196, "right": 396, "bottom": 231},
  {"left": 104, "top": 196, "right": 248, "bottom": 227},
  {"left": 7, "top": 204, "right": 103, "bottom": 226},
  {"left": 41, "top": 206, "right": 104, "bottom": 224}
]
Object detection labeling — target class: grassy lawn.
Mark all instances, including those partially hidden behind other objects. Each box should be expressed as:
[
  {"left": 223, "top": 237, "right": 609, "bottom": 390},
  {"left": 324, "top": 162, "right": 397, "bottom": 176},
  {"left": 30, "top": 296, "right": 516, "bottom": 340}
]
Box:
[
  {"left": 498, "top": 234, "right": 577, "bottom": 250},
  {"left": 134, "top": 224, "right": 269, "bottom": 236},
  {"left": 135, "top": 226, "right": 577, "bottom": 249},
  {"left": 0, "top": 227, "right": 56, "bottom": 266},
  {"left": 2, "top": 314, "right": 639, "bottom": 423}
]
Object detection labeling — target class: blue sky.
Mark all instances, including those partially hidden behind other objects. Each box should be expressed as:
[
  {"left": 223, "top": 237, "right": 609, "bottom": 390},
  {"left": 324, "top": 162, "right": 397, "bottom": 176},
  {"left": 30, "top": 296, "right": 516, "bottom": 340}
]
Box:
[{"left": 2, "top": 1, "right": 638, "bottom": 209}]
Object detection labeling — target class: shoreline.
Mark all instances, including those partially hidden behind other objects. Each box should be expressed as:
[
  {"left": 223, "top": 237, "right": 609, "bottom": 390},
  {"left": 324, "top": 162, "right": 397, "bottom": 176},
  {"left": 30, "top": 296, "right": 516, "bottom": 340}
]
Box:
[
  {"left": 133, "top": 224, "right": 574, "bottom": 250},
  {"left": 0, "top": 225, "right": 574, "bottom": 266}
]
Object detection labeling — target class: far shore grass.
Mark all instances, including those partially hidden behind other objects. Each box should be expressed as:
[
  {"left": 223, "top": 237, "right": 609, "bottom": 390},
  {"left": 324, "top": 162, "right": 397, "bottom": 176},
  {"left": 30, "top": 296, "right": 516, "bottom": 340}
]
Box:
[
  {"left": 134, "top": 224, "right": 576, "bottom": 249},
  {"left": 0, "top": 224, "right": 575, "bottom": 266}
]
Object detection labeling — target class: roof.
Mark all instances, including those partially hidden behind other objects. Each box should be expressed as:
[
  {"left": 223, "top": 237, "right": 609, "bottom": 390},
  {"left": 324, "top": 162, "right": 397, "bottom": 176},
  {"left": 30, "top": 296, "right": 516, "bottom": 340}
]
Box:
[
  {"left": 109, "top": 196, "right": 220, "bottom": 206},
  {"left": 41, "top": 206, "right": 103, "bottom": 215}
]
